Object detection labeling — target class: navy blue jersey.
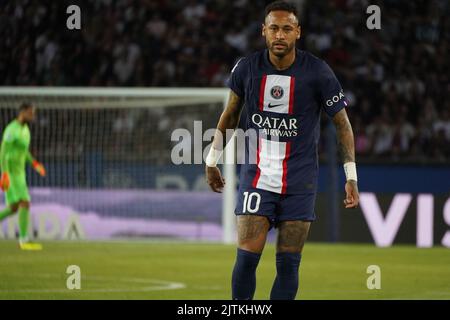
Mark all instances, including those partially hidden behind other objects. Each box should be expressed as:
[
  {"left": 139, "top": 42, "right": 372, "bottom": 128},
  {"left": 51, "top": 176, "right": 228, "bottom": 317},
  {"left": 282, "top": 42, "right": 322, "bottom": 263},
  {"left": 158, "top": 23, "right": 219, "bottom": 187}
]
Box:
[{"left": 227, "top": 49, "right": 348, "bottom": 194}]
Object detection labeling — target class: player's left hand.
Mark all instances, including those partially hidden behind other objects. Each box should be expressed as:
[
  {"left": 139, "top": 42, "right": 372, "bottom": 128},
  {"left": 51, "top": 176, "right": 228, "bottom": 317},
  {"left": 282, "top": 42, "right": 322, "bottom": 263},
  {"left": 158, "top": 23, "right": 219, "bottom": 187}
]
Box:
[
  {"left": 32, "top": 160, "right": 46, "bottom": 177},
  {"left": 344, "top": 180, "right": 359, "bottom": 209}
]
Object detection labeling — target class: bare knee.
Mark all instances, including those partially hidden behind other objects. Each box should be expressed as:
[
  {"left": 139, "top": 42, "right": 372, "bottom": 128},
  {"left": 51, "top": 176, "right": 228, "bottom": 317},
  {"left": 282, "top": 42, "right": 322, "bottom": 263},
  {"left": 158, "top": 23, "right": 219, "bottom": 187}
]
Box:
[
  {"left": 18, "top": 201, "right": 30, "bottom": 209},
  {"left": 237, "top": 215, "right": 270, "bottom": 254},
  {"left": 276, "top": 221, "right": 311, "bottom": 253},
  {"left": 239, "top": 240, "right": 265, "bottom": 254},
  {"left": 9, "top": 204, "right": 19, "bottom": 213}
]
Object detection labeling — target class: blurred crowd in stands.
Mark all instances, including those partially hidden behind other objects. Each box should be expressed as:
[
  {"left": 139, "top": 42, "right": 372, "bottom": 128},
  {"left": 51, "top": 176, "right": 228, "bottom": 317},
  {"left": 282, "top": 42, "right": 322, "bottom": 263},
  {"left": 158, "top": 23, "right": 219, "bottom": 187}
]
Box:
[{"left": 0, "top": 0, "right": 448, "bottom": 163}]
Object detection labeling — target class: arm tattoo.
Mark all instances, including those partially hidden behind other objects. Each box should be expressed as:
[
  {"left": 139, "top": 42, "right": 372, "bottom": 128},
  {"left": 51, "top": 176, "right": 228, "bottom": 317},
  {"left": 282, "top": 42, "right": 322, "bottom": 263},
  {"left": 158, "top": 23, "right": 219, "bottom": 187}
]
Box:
[
  {"left": 332, "top": 109, "right": 355, "bottom": 163},
  {"left": 228, "top": 90, "right": 244, "bottom": 114},
  {"left": 212, "top": 90, "right": 244, "bottom": 150},
  {"left": 222, "top": 90, "right": 244, "bottom": 130}
]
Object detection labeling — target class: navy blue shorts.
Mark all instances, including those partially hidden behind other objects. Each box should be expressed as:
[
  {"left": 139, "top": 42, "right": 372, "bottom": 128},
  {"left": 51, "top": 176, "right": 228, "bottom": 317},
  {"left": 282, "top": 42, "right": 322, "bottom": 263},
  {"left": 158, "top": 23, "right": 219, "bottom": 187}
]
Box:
[{"left": 235, "top": 187, "right": 317, "bottom": 228}]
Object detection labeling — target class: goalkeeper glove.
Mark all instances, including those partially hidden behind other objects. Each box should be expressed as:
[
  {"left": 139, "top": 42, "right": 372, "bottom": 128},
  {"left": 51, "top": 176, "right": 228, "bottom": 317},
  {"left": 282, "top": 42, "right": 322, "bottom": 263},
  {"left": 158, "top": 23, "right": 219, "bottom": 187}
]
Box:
[
  {"left": 32, "top": 160, "right": 46, "bottom": 177},
  {"left": 0, "top": 172, "right": 10, "bottom": 191}
]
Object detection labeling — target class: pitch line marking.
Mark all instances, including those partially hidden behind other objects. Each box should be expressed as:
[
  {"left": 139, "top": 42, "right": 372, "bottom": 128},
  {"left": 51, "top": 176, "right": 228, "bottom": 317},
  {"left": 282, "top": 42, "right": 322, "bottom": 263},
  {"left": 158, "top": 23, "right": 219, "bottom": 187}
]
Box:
[{"left": 0, "top": 274, "right": 186, "bottom": 293}]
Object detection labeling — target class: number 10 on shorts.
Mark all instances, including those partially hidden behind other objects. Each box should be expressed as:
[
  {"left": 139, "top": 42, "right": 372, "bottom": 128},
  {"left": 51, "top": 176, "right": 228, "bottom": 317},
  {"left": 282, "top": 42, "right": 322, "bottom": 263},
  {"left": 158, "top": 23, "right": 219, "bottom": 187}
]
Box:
[{"left": 242, "top": 192, "right": 261, "bottom": 213}]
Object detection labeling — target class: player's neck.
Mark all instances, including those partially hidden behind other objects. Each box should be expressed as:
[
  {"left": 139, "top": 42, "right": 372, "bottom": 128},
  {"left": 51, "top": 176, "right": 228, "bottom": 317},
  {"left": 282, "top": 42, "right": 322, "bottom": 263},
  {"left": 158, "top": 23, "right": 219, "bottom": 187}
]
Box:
[
  {"left": 268, "top": 49, "right": 296, "bottom": 71},
  {"left": 16, "top": 117, "right": 26, "bottom": 125}
]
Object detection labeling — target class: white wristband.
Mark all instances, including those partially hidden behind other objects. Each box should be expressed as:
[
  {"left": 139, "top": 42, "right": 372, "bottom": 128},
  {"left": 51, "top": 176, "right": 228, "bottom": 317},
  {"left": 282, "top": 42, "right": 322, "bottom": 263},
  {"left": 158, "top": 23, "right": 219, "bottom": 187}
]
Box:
[
  {"left": 343, "top": 162, "right": 357, "bottom": 182},
  {"left": 205, "top": 147, "right": 223, "bottom": 167}
]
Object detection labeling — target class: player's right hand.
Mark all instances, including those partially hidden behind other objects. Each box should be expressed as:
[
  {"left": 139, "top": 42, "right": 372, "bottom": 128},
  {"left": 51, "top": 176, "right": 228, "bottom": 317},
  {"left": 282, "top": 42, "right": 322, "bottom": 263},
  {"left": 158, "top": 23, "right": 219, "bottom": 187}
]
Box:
[
  {"left": 0, "top": 172, "right": 10, "bottom": 192},
  {"left": 206, "top": 166, "right": 225, "bottom": 193}
]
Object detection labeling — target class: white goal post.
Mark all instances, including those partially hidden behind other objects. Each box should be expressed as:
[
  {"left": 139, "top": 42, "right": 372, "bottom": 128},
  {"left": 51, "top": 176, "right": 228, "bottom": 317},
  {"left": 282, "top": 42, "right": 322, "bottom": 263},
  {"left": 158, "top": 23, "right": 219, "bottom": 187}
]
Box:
[{"left": 0, "top": 87, "right": 236, "bottom": 243}]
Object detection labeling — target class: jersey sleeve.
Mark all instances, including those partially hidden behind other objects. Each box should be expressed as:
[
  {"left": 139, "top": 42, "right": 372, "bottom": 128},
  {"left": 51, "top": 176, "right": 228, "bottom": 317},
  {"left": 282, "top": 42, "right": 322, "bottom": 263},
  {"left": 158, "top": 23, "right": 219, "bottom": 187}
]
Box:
[
  {"left": 26, "top": 151, "right": 34, "bottom": 164},
  {"left": 225, "top": 57, "right": 248, "bottom": 98},
  {"left": 316, "top": 60, "right": 348, "bottom": 117},
  {"left": 0, "top": 127, "right": 15, "bottom": 173},
  {"left": 3, "top": 125, "right": 18, "bottom": 143}
]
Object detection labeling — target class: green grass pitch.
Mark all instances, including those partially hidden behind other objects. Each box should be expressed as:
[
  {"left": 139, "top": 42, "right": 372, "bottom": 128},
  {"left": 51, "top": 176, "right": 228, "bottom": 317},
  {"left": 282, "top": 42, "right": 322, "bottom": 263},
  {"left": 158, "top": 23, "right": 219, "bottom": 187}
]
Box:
[{"left": 0, "top": 240, "right": 449, "bottom": 300}]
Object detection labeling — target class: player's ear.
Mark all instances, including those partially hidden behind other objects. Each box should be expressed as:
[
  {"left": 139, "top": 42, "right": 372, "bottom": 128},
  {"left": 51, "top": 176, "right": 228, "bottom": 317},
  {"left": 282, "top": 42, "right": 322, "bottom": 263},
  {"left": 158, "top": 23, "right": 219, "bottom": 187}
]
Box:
[
  {"left": 297, "top": 25, "right": 301, "bottom": 39},
  {"left": 262, "top": 23, "right": 266, "bottom": 37}
]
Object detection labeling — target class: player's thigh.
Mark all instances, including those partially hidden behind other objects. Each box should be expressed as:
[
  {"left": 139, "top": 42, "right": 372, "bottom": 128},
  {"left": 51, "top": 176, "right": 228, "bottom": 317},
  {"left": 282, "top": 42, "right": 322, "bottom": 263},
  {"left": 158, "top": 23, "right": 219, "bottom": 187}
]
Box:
[
  {"left": 276, "top": 193, "right": 316, "bottom": 253},
  {"left": 236, "top": 215, "right": 270, "bottom": 253},
  {"left": 276, "top": 220, "right": 311, "bottom": 253},
  {"left": 18, "top": 200, "right": 30, "bottom": 209},
  {"left": 235, "top": 188, "right": 278, "bottom": 253}
]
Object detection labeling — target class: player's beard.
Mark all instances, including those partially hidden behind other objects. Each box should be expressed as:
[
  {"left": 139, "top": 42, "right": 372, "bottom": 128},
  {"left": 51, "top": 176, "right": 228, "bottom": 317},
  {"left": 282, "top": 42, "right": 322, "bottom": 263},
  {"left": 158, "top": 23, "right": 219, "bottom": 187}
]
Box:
[
  {"left": 267, "top": 40, "right": 294, "bottom": 58},
  {"left": 22, "top": 117, "right": 34, "bottom": 124}
]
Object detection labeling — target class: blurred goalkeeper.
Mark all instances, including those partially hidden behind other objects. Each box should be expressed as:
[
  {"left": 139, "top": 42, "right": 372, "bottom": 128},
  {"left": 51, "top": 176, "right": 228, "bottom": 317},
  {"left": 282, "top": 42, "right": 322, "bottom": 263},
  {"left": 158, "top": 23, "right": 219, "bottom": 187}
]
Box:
[{"left": 0, "top": 102, "right": 46, "bottom": 250}]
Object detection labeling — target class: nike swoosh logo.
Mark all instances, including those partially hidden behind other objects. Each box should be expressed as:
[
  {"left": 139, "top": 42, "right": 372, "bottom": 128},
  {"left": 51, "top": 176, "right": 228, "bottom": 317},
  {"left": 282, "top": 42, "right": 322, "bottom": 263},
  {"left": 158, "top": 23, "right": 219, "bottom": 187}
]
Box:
[{"left": 267, "top": 103, "right": 283, "bottom": 108}]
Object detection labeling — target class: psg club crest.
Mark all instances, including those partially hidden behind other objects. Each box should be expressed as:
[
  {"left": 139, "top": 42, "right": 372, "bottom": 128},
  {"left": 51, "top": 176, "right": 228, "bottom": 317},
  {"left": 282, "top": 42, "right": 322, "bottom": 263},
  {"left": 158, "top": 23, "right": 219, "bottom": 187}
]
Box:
[{"left": 270, "top": 86, "right": 284, "bottom": 100}]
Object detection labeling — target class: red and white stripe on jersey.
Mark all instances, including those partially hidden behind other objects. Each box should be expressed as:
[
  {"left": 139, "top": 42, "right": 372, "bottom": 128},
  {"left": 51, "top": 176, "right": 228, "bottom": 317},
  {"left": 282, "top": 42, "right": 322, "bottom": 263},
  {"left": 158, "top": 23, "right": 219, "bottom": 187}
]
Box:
[
  {"left": 252, "top": 138, "right": 292, "bottom": 194},
  {"left": 254, "top": 74, "right": 295, "bottom": 194},
  {"left": 259, "top": 74, "right": 295, "bottom": 114}
]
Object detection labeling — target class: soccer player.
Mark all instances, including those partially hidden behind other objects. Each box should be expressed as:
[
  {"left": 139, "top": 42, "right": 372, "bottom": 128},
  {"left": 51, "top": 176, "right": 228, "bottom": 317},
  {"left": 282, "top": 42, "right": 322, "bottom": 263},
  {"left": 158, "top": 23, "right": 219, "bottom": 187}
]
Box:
[
  {"left": 205, "top": 1, "right": 359, "bottom": 299},
  {"left": 0, "top": 102, "right": 46, "bottom": 250}
]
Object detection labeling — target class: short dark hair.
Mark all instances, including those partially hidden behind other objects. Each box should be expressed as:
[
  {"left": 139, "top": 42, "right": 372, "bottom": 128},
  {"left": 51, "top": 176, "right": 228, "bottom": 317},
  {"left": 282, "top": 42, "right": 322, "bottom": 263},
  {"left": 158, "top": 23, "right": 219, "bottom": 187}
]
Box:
[
  {"left": 264, "top": 1, "right": 299, "bottom": 23},
  {"left": 18, "top": 102, "right": 34, "bottom": 113}
]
